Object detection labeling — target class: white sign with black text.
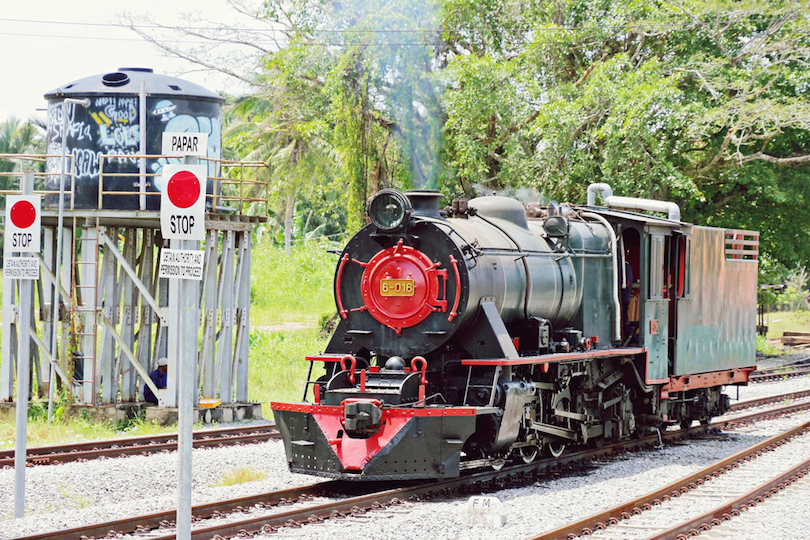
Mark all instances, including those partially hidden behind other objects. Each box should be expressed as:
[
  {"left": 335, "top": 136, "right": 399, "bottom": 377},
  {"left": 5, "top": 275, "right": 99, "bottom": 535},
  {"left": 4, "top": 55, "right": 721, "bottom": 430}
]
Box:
[
  {"left": 162, "top": 132, "right": 208, "bottom": 157},
  {"left": 3, "top": 257, "right": 40, "bottom": 280},
  {"left": 158, "top": 249, "right": 204, "bottom": 280},
  {"left": 160, "top": 164, "right": 206, "bottom": 241}
]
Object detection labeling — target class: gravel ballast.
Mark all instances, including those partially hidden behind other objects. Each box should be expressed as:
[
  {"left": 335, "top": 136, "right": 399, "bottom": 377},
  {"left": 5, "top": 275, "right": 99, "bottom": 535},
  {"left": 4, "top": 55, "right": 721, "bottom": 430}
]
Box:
[{"left": 0, "top": 375, "right": 808, "bottom": 539}]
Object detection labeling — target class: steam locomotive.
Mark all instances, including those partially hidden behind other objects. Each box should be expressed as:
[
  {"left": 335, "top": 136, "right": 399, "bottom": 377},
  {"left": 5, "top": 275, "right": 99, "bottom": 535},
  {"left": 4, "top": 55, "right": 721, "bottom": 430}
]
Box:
[{"left": 271, "top": 183, "right": 758, "bottom": 480}]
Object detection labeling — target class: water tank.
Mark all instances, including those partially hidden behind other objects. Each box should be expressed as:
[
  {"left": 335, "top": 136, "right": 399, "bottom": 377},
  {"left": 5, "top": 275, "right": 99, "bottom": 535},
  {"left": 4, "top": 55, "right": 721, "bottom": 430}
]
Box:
[{"left": 44, "top": 68, "right": 224, "bottom": 210}]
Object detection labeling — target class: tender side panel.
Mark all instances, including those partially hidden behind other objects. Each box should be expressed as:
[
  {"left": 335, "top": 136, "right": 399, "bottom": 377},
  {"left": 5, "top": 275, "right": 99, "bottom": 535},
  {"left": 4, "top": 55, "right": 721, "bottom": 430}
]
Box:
[{"left": 674, "top": 226, "right": 757, "bottom": 375}]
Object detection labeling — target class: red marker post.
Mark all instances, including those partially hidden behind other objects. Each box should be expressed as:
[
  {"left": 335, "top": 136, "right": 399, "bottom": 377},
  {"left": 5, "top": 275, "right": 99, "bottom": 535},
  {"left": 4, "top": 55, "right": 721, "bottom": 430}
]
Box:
[{"left": 4, "top": 182, "right": 40, "bottom": 519}]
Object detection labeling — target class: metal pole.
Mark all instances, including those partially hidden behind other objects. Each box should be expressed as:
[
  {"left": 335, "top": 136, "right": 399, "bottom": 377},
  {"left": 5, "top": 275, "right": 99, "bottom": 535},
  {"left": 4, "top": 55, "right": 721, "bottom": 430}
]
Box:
[
  {"left": 176, "top": 155, "right": 199, "bottom": 540},
  {"left": 48, "top": 98, "right": 90, "bottom": 423},
  {"left": 139, "top": 80, "right": 147, "bottom": 211},
  {"left": 14, "top": 171, "right": 35, "bottom": 518}
]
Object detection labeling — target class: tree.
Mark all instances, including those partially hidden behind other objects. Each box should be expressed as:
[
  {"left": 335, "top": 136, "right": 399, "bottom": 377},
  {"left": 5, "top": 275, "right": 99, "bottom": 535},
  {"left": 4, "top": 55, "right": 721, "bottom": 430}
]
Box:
[
  {"left": 125, "top": 0, "right": 810, "bottom": 270},
  {"left": 785, "top": 265, "right": 810, "bottom": 311}
]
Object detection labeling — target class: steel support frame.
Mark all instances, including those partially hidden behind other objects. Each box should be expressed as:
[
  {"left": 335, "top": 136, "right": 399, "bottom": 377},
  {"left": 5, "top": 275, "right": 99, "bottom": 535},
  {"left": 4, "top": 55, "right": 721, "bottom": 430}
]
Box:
[{"left": 2, "top": 219, "right": 255, "bottom": 409}]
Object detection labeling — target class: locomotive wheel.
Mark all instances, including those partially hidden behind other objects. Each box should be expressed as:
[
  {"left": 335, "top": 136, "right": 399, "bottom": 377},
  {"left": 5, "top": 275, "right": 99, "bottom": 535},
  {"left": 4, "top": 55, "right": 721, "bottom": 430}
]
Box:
[
  {"left": 545, "top": 442, "right": 566, "bottom": 458},
  {"left": 519, "top": 445, "right": 539, "bottom": 463},
  {"left": 491, "top": 458, "right": 506, "bottom": 471},
  {"left": 680, "top": 418, "right": 693, "bottom": 429}
]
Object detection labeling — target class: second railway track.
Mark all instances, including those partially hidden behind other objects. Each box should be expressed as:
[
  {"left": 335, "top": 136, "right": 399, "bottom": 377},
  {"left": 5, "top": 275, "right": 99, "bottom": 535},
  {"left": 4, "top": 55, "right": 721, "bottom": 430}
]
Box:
[
  {"left": 0, "top": 423, "right": 279, "bottom": 468},
  {"left": 6, "top": 387, "right": 809, "bottom": 470}
]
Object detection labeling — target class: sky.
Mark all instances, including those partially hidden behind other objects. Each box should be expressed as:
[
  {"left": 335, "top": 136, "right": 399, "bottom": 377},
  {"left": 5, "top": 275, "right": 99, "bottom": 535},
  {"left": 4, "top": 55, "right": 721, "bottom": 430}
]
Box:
[{"left": 0, "top": 0, "right": 257, "bottom": 122}]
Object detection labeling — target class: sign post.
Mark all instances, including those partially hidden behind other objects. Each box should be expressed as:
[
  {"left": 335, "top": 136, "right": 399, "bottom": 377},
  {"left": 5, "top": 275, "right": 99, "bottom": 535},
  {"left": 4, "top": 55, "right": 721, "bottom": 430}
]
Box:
[
  {"left": 5, "top": 172, "right": 40, "bottom": 519},
  {"left": 160, "top": 135, "right": 206, "bottom": 540}
]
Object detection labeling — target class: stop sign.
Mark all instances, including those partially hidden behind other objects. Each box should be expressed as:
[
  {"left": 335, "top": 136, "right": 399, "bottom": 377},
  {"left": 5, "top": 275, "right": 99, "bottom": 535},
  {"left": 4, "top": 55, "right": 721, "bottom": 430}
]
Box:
[
  {"left": 5, "top": 195, "right": 41, "bottom": 253},
  {"left": 160, "top": 165, "right": 206, "bottom": 241}
]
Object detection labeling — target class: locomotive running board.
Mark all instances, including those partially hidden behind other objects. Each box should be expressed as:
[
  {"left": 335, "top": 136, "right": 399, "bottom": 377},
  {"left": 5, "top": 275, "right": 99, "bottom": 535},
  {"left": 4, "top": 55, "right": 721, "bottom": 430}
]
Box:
[{"left": 461, "top": 347, "right": 647, "bottom": 366}]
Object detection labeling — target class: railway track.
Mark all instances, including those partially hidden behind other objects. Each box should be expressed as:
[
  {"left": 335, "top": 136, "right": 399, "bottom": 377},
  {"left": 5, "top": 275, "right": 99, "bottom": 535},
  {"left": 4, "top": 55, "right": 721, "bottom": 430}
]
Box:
[
  {"left": 18, "top": 399, "right": 810, "bottom": 540},
  {"left": 5, "top": 388, "right": 807, "bottom": 471},
  {"left": 0, "top": 423, "right": 279, "bottom": 468},
  {"left": 530, "top": 421, "right": 810, "bottom": 539},
  {"left": 728, "top": 388, "right": 810, "bottom": 413},
  {"left": 750, "top": 355, "right": 810, "bottom": 383}
]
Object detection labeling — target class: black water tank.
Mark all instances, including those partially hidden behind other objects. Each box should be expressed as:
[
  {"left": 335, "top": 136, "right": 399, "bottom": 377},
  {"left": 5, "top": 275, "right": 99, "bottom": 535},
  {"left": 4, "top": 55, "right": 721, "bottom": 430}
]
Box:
[{"left": 44, "top": 68, "right": 224, "bottom": 210}]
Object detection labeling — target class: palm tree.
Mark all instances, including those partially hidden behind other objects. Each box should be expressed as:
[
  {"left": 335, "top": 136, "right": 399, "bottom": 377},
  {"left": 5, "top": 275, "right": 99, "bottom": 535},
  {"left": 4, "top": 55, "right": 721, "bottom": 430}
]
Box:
[
  {"left": 0, "top": 116, "right": 44, "bottom": 176},
  {"left": 225, "top": 95, "right": 338, "bottom": 254}
]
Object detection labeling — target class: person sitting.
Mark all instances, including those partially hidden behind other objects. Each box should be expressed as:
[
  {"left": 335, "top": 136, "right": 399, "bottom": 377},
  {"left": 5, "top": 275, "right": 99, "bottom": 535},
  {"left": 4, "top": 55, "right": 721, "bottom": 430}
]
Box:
[{"left": 143, "top": 357, "right": 168, "bottom": 404}]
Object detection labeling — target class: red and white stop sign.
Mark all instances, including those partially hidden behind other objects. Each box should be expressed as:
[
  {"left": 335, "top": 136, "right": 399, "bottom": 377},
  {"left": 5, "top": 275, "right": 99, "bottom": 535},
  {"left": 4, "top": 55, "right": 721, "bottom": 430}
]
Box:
[
  {"left": 5, "top": 195, "right": 41, "bottom": 253},
  {"left": 160, "top": 164, "right": 206, "bottom": 241}
]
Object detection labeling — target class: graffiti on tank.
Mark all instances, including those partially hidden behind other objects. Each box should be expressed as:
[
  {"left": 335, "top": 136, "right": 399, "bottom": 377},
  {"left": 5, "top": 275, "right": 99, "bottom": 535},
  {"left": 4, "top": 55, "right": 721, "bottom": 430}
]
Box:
[
  {"left": 73, "top": 148, "right": 102, "bottom": 180},
  {"left": 90, "top": 97, "right": 141, "bottom": 161},
  {"left": 46, "top": 102, "right": 92, "bottom": 145},
  {"left": 46, "top": 97, "right": 142, "bottom": 179},
  {"left": 150, "top": 100, "right": 222, "bottom": 185},
  {"left": 94, "top": 97, "right": 138, "bottom": 124}
]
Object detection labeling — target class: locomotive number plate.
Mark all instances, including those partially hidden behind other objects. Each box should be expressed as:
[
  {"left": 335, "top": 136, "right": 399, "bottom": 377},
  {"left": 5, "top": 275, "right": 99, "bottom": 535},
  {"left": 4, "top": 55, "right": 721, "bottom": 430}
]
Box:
[{"left": 380, "top": 278, "right": 415, "bottom": 297}]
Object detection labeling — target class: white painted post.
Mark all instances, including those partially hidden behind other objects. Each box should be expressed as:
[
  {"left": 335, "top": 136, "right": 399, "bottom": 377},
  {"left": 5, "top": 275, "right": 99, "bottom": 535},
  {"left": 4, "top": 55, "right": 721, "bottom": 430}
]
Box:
[
  {"left": 176, "top": 155, "right": 201, "bottom": 540},
  {"left": 13, "top": 171, "right": 35, "bottom": 518}
]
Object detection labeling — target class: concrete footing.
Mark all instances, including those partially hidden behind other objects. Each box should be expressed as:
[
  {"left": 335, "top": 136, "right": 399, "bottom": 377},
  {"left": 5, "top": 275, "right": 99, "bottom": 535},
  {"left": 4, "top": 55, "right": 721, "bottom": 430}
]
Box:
[
  {"left": 68, "top": 403, "right": 147, "bottom": 423},
  {"left": 0, "top": 401, "right": 263, "bottom": 425},
  {"left": 0, "top": 403, "right": 18, "bottom": 422},
  {"left": 146, "top": 402, "right": 263, "bottom": 425}
]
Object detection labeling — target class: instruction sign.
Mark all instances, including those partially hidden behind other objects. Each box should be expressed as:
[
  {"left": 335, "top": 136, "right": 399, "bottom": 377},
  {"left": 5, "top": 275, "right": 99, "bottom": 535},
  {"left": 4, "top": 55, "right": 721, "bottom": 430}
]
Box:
[
  {"left": 159, "top": 249, "right": 204, "bottom": 280},
  {"left": 3, "top": 257, "right": 39, "bottom": 279},
  {"left": 162, "top": 132, "right": 208, "bottom": 157},
  {"left": 160, "top": 164, "right": 206, "bottom": 241},
  {"left": 5, "top": 195, "right": 41, "bottom": 253}
]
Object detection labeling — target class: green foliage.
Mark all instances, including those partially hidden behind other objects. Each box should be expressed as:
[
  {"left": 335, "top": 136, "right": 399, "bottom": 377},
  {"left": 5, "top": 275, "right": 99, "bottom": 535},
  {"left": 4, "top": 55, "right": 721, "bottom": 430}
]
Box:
[
  {"left": 162, "top": 0, "right": 810, "bottom": 272},
  {"left": 762, "top": 310, "right": 810, "bottom": 339},
  {"left": 756, "top": 334, "right": 783, "bottom": 356}
]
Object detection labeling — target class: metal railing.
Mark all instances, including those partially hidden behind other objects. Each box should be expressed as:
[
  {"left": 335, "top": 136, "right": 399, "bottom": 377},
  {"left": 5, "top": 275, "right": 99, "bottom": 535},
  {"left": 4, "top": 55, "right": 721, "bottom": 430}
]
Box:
[
  {"left": 0, "top": 153, "right": 270, "bottom": 216},
  {"left": 97, "top": 153, "right": 269, "bottom": 215}
]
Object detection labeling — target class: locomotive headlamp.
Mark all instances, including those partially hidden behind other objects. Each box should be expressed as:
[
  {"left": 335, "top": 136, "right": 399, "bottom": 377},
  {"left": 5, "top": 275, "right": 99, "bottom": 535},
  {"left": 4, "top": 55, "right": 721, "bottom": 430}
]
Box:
[{"left": 368, "top": 189, "right": 412, "bottom": 231}]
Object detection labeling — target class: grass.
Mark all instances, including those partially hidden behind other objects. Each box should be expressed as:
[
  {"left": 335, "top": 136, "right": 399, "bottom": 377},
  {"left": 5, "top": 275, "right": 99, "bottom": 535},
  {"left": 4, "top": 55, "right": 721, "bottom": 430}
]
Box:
[
  {"left": 212, "top": 466, "right": 268, "bottom": 487},
  {"left": 249, "top": 240, "right": 339, "bottom": 326},
  {"left": 763, "top": 310, "right": 810, "bottom": 339},
  {"left": 0, "top": 406, "right": 181, "bottom": 450},
  {"left": 248, "top": 327, "right": 328, "bottom": 406},
  {"left": 757, "top": 310, "right": 810, "bottom": 356}
]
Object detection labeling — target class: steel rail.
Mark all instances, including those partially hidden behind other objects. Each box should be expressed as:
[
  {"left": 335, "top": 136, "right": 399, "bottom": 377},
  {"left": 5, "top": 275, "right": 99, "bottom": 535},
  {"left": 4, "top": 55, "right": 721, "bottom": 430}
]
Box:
[
  {"left": 528, "top": 420, "right": 810, "bottom": 540},
  {"left": 750, "top": 366, "right": 810, "bottom": 383},
  {"left": 21, "top": 399, "right": 810, "bottom": 540},
  {"left": 649, "top": 456, "right": 810, "bottom": 540},
  {"left": 728, "top": 389, "right": 810, "bottom": 412},
  {"left": 14, "top": 481, "right": 340, "bottom": 540},
  {"left": 0, "top": 424, "right": 279, "bottom": 467}
]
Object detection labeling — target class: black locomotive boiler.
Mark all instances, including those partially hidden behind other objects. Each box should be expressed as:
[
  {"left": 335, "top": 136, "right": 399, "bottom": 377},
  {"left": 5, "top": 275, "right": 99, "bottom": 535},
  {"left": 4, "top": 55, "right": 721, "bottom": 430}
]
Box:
[{"left": 271, "top": 184, "right": 758, "bottom": 480}]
